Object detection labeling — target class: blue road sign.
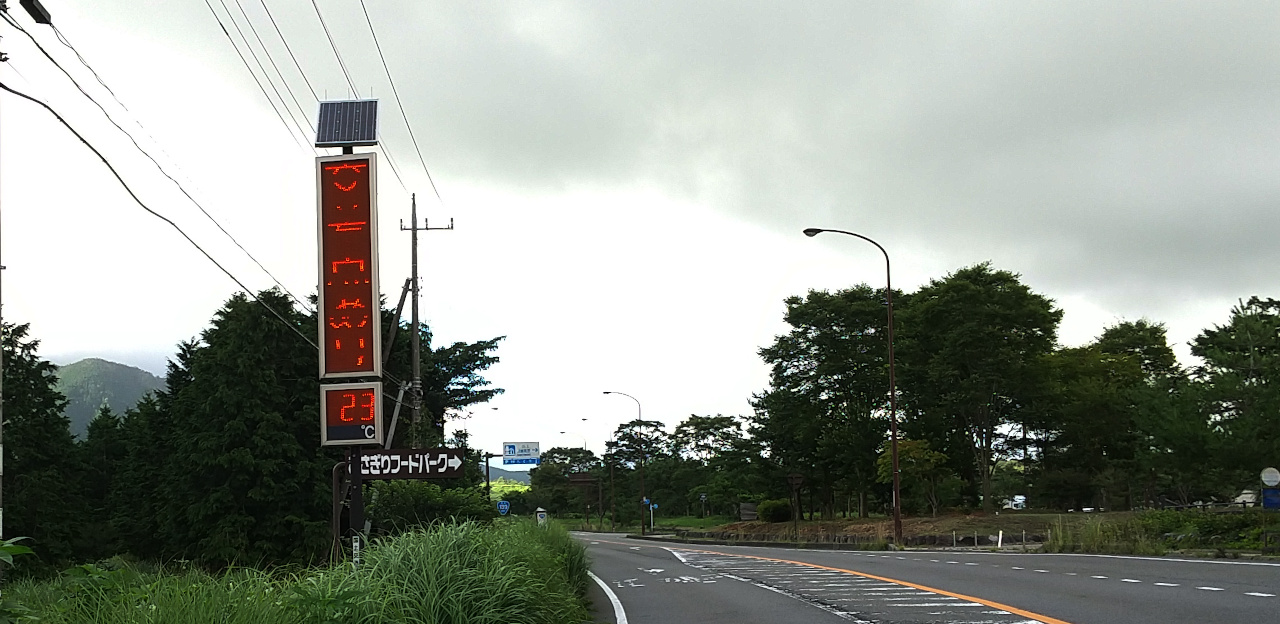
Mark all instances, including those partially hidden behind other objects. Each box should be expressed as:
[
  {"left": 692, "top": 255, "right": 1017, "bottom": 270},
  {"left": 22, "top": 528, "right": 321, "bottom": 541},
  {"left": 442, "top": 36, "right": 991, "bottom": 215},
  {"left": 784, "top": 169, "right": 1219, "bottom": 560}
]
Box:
[
  {"left": 497, "top": 500, "right": 511, "bottom": 515},
  {"left": 1263, "top": 488, "right": 1280, "bottom": 510}
]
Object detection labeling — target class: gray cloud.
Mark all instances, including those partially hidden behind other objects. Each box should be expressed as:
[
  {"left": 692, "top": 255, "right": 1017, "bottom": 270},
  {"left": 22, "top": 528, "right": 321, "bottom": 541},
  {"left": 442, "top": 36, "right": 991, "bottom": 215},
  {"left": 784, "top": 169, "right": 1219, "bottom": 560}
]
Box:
[{"left": 336, "top": 1, "right": 1280, "bottom": 312}]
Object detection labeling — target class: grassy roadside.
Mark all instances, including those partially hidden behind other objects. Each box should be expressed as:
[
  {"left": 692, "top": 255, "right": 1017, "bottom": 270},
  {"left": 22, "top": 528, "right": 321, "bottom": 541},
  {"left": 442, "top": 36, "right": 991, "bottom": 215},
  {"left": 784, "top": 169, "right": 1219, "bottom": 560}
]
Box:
[
  {"left": 626, "top": 508, "right": 1280, "bottom": 557},
  {"left": 6, "top": 520, "right": 589, "bottom": 623}
]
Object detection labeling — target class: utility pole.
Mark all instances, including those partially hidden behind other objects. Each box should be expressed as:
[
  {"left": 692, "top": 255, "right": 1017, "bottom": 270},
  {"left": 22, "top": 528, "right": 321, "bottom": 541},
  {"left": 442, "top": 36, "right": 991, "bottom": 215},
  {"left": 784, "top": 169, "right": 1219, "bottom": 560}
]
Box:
[{"left": 400, "top": 194, "right": 451, "bottom": 447}]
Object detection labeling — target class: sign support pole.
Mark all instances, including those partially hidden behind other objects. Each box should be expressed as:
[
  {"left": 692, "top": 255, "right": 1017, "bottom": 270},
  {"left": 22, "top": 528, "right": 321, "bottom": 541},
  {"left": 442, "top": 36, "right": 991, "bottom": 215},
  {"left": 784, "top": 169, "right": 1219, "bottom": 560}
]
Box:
[{"left": 349, "top": 447, "right": 364, "bottom": 550}]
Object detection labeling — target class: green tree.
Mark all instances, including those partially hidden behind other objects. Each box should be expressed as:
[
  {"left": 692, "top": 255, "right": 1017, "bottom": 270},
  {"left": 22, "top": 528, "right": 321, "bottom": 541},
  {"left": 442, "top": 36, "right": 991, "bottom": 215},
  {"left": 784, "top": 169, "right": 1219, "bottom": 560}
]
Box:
[
  {"left": 1, "top": 322, "right": 83, "bottom": 572},
  {"left": 876, "top": 439, "right": 952, "bottom": 516},
  {"left": 1190, "top": 297, "right": 1280, "bottom": 486},
  {"left": 159, "top": 290, "right": 335, "bottom": 566},
  {"left": 899, "top": 263, "right": 1061, "bottom": 511},
  {"left": 753, "top": 286, "right": 893, "bottom": 518},
  {"left": 78, "top": 405, "right": 126, "bottom": 560}
]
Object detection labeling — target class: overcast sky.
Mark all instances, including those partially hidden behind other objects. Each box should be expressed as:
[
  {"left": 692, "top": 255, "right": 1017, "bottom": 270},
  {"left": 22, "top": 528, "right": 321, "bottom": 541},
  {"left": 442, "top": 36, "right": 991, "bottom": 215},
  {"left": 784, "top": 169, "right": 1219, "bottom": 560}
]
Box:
[{"left": 2, "top": 1, "right": 1276, "bottom": 463}]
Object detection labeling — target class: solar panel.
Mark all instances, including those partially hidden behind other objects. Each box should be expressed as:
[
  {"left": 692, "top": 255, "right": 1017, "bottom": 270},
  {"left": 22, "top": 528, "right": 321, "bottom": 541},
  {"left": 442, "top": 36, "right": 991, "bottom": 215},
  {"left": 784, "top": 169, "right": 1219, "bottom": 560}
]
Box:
[{"left": 315, "top": 100, "right": 379, "bottom": 147}]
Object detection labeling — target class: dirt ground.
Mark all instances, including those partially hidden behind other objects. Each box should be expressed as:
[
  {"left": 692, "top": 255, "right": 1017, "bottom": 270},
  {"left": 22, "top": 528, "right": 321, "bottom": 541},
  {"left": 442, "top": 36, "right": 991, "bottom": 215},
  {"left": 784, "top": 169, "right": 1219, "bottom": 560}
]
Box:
[{"left": 705, "top": 511, "right": 1106, "bottom": 541}]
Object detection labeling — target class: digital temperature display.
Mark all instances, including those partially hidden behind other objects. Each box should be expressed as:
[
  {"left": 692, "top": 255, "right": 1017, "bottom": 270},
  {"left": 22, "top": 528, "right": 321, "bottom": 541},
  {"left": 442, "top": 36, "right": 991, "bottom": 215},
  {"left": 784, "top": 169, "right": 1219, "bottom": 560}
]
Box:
[
  {"left": 321, "top": 381, "right": 384, "bottom": 446},
  {"left": 317, "top": 154, "right": 381, "bottom": 378}
]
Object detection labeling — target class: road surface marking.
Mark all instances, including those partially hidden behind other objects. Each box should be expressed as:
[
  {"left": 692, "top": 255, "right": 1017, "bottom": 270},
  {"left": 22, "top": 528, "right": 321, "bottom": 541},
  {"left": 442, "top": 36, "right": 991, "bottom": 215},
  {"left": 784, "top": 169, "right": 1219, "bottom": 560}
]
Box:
[
  {"left": 966, "top": 562, "right": 979, "bottom": 566},
  {"left": 1153, "top": 582, "right": 1179, "bottom": 587},
  {"left": 1064, "top": 573, "right": 1077, "bottom": 576},
  {"left": 1034, "top": 570, "right": 1049, "bottom": 573},
  {"left": 1121, "top": 579, "right": 1141, "bottom": 583},
  {"left": 1244, "top": 592, "right": 1275, "bottom": 597},
  {"left": 588, "top": 570, "right": 628, "bottom": 624},
  {"left": 1011, "top": 567, "right": 1025, "bottom": 570},
  {"left": 1196, "top": 586, "right": 1224, "bottom": 591},
  {"left": 664, "top": 547, "right": 1073, "bottom": 624},
  {"left": 1091, "top": 575, "right": 1107, "bottom": 579}
]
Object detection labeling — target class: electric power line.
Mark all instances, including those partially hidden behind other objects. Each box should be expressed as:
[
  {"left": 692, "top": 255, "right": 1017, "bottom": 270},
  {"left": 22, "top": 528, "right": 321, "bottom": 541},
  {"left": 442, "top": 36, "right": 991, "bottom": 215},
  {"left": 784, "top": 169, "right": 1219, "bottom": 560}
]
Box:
[
  {"left": 309, "top": 0, "right": 358, "bottom": 98},
  {"left": 1, "top": 13, "right": 314, "bottom": 313},
  {"left": 212, "top": 0, "right": 314, "bottom": 143},
  {"left": 230, "top": 0, "right": 315, "bottom": 136},
  {"left": 0, "top": 79, "right": 318, "bottom": 350},
  {"left": 200, "top": 0, "right": 312, "bottom": 151},
  {"left": 256, "top": 0, "right": 318, "bottom": 101},
  {"left": 358, "top": 0, "right": 444, "bottom": 204}
]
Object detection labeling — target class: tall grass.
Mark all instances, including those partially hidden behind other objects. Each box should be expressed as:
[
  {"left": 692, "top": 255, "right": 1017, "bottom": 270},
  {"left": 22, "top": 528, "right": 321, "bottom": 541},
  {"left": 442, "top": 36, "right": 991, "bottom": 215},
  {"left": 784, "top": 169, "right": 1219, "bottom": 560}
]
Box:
[
  {"left": 1043, "top": 515, "right": 1165, "bottom": 556},
  {"left": 7, "top": 520, "right": 589, "bottom": 624}
]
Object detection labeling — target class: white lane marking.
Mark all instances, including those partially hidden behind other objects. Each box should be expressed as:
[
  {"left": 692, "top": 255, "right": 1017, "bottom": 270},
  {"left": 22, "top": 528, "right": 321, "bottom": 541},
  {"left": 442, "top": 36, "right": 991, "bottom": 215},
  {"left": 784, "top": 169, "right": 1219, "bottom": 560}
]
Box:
[
  {"left": 1064, "top": 572, "right": 1077, "bottom": 576},
  {"left": 947, "top": 561, "right": 960, "bottom": 564},
  {"left": 1197, "top": 586, "right": 1225, "bottom": 591},
  {"left": 629, "top": 546, "right": 641, "bottom": 550},
  {"left": 1244, "top": 592, "right": 1276, "bottom": 597},
  {"left": 591, "top": 542, "right": 600, "bottom": 544},
  {"left": 965, "top": 562, "right": 979, "bottom": 566},
  {"left": 589, "top": 570, "right": 629, "bottom": 624},
  {"left": 1011, "top": 567, "right": 1024, "bottom": 570},
  {"left": 904, "top": 550, "right": 1280, "bottom": 567},
  {"left": 1034, "top": 570, "right": 1049, "bottom": 573},
  {"left": 1091, "top": 575, "right": 1108, "bottom": 579},
  {"left": 1121, "top": 579, "right": 1142, "bottom": 583},
  {"left": 1153, "top": 583, "right": 1179, "bottom": 587}
]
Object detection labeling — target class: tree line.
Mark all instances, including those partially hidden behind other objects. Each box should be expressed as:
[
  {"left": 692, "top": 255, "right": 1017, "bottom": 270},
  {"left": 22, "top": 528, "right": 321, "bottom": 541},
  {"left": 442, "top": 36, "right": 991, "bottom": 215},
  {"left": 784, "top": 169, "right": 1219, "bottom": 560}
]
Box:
[
  {"left": 2, "top": 289, "right": 503, "bottom": 574},
  {"left": 523, "top": 263, "right": 1279, "bottom": 524}
]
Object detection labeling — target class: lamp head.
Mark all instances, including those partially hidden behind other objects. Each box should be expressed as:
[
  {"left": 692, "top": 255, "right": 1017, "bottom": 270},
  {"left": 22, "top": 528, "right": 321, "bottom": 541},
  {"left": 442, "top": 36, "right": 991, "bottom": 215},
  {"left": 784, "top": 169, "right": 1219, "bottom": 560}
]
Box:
[{"left": 802, "top": 228, "right": 823, "bottom": 237}]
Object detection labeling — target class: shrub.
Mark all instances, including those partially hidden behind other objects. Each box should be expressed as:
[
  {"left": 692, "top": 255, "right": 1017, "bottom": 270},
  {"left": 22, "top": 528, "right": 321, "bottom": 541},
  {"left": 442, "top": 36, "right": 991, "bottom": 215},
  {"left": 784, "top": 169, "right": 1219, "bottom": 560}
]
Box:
[
  {"left": 367, "top": 481, "right": 496, "bottom": 532},
  {"left": 756, "top": 499, "right": 792, "bottom": 523}
]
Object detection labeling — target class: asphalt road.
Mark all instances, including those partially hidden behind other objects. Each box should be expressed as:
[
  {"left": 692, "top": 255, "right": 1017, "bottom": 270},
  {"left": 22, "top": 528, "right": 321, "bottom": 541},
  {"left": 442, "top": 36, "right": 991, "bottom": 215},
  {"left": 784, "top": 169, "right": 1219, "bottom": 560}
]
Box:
[{"left": 579, "top": 533, "right": 1280, "bottom": 624}]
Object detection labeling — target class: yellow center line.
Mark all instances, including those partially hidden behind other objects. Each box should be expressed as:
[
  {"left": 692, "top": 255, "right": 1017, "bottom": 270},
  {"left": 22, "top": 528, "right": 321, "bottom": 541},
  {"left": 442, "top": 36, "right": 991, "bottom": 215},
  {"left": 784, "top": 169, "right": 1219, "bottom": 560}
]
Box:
[{"left": 668, "top": 543, "right": 1073, "bottom": 624}]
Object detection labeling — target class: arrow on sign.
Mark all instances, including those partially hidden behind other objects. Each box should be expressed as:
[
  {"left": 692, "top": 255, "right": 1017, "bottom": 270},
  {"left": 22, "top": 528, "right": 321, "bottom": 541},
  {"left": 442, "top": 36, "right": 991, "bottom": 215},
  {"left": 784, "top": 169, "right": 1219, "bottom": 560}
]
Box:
[{"left": 447, "top": 455, "right": 462, "bottom": 471}]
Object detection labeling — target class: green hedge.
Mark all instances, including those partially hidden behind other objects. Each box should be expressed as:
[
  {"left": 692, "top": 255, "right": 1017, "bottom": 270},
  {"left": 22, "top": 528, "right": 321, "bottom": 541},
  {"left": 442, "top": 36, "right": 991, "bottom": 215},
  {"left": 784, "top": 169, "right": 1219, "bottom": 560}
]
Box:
[{"left": 757, "top": 499, "right": 791, "bottom": 523}]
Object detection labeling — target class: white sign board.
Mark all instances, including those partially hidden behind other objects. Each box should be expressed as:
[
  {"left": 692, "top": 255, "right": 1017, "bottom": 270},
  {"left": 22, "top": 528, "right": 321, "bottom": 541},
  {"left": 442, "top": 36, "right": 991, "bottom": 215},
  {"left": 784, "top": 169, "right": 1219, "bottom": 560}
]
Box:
[
  {"left": 503, "top": 441, "right": 541, "bottom": 465},
  {"left": 1262, "top": 467, "right": 1280, "bottom": 487}
]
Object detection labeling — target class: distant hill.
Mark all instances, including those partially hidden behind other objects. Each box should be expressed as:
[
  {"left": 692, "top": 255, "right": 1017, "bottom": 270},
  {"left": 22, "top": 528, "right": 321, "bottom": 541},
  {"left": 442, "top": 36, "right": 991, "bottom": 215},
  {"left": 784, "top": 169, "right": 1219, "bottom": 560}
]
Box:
[
  {"left": 482, "top": 463, "right": 531, "bottom": 484},
  {"left": 56, "top": 358, "right": 165, "bottom": 438}
]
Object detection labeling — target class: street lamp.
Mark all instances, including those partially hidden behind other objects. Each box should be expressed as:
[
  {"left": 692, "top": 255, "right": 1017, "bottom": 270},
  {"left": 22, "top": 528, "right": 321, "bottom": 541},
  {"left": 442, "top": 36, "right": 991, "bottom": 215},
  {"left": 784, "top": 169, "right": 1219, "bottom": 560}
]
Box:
[
  {"left": 803, "top": 227, "right": 903, "bottom": 547},
  {"left": 603, "top": 390, "right": 646, "bottom": 535}
]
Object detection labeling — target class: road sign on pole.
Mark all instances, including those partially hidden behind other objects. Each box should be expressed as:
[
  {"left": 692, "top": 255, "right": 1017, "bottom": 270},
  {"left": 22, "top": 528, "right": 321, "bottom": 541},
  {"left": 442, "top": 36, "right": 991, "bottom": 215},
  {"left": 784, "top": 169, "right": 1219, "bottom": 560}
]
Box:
[
  {"left": 1262, "top": 467, "right": 1280, "bottom": 487},
  {"left": 355, "top": 448, "right": 464, "bottom": 479},
  {"left": 497, "top": 500, "right": 511, "bottom": 515},
  {"left": 535, "top": 507, "right": 548, "bottom": 525},
  {"left": 502, "top": 441, "right": 541, "bottom": 465}
]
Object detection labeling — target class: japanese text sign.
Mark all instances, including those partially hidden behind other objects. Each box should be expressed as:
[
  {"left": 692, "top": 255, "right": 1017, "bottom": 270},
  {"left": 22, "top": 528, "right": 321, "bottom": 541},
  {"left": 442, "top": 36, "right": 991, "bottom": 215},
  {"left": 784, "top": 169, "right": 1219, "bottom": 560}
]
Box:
[
  {"left": 321, "top": 381, "right": 384, "bottom": 446},
  {"left": 357, "top": 448, "right": 464, "bottom": 479},
  {"left": 317, "top": 153, "right": 381, "bottom": 379}
]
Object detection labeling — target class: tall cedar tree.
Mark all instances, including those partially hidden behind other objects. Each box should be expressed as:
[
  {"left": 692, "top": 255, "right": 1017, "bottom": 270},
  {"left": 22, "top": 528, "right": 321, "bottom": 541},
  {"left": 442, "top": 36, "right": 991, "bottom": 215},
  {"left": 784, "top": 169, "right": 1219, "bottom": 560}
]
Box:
[
  {"left": 79, "top": 405, "right": 126, "bottom": 560},
  {"left": 1191, "top": 297, "right": 1280, "bottom": 485},
  {"left": 2, "top": 322, "right": 84, "bottom": 573},
  {"left": 899, "top": 263, "right": 1061, "bottom": 511},
  {"left": 160, "top": 291, "right": 336, "bottom": 566}
]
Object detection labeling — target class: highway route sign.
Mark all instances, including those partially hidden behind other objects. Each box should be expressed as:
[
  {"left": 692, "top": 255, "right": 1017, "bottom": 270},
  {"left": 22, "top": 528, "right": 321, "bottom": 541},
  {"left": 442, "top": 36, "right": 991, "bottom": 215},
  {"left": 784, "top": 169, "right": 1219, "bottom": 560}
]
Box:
[
  {"left": 357, "top": 448, "right": 464, "bottom": 479},
  {"left": 503, "top": 441, "right": 541, "bottom": 465},
  {"left": 497, "top": 500, "right": 511, "bottom": 515}
]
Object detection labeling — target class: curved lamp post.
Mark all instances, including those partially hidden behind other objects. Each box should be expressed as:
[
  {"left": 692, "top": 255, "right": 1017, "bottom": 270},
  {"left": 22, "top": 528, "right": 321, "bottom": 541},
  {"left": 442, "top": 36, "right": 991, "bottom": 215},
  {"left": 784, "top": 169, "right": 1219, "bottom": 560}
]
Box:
[
  {"left": 803, "top": 227, "right": 902, "bottom": 547},
  {"left": 603, "top": 390, "right": 646, "bottom": 535}
]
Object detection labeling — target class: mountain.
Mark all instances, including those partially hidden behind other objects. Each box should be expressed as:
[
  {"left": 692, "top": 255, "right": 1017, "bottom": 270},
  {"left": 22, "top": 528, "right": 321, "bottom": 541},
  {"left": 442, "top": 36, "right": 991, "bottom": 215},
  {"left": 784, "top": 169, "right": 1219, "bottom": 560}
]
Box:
[
  {"left": 482, "top": 463, "right": 531, "bottom": 484},
  {"left": 56, "top": 358, "right": 165, "bottom": 438}
]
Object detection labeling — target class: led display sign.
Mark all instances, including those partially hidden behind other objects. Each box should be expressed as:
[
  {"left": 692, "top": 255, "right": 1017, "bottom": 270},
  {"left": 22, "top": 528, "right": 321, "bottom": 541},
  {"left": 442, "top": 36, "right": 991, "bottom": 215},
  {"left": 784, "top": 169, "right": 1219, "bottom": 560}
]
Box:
[
  {"left": 321, "top": 381, "right": 384, "bottom": 446},
  {"left": 317, "top": 154, "right": 380, "bottom": 378}
]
